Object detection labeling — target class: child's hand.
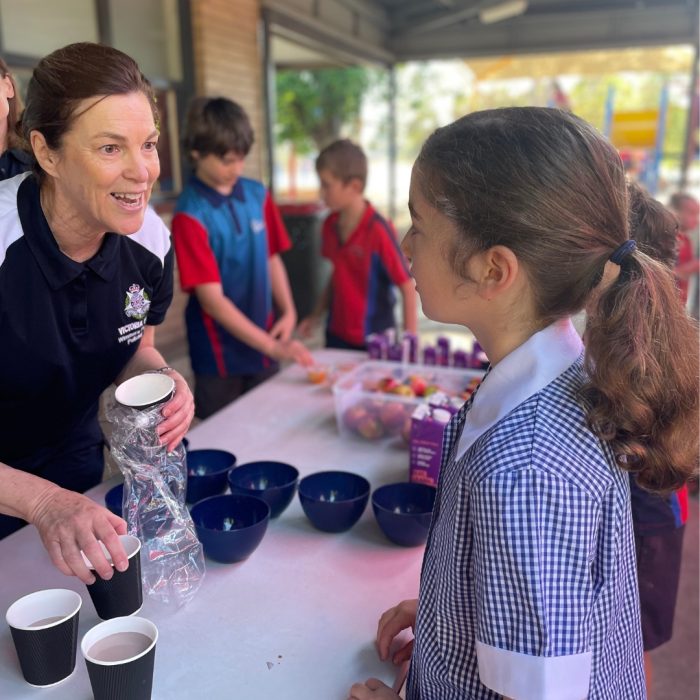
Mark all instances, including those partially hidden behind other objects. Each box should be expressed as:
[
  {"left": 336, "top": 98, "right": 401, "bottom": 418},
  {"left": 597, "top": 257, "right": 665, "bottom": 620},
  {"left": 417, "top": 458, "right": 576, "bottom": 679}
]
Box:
[
  {"left": 269, "top": 310, "right": 297, "bottom": 342},
  {"left": 296, "top": 315, "right": 319, "bottom": 339},
  {"left": 348, "top": 678, "right": 400, "bottom": 699},
  {"left": 377, "top": 599, "right": 418, "bottom": 663},
  {"left": 272, "top": 339, "right": 314, "bottom": 367}
]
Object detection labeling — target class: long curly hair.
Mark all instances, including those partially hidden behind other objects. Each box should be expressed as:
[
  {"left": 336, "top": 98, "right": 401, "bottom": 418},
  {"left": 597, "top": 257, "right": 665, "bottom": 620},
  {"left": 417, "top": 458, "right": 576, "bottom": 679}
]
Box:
[{"left": 415, "top": 107, "right": 698, "bottom": 492}]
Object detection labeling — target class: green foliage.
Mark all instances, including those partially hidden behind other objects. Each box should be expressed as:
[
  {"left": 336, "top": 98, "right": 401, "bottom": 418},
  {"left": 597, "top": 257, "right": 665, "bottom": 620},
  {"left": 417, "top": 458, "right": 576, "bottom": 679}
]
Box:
[{"left": 275, "top": 67, "right": 370, "bottom": 153}]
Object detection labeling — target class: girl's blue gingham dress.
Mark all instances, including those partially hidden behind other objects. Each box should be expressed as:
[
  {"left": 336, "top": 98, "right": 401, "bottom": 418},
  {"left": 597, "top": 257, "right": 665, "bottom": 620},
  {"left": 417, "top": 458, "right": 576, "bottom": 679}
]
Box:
[{"left": 408, "top": 346, "right": 645, "bottom": 699}]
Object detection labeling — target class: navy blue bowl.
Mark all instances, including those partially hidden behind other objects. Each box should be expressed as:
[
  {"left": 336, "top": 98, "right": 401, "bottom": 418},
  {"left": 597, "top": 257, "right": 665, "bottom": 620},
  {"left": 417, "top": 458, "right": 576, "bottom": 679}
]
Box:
[
  {"left": 298, "top": 471, "right": 370, "bottom": 533},
  {"left": 371, "top": 482, "right": 437, "bottom": 547},
  {"left": 104, "top": 483, "right": 124, "bottom": 517},
  {"left": 227, "top": 461, "right": 299, "bottom": 518},
  {"left": 190, "top": 494, "right": 270, "bottom": 563},
  {"left": 186, "top": 449, "right": 237, "bottom": 504}
]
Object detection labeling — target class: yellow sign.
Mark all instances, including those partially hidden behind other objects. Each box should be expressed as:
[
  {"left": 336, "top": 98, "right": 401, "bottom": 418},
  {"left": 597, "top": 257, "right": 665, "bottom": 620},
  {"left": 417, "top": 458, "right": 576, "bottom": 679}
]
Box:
[{"left": 610, "top": 110, "right": 659, "bottom": 148}]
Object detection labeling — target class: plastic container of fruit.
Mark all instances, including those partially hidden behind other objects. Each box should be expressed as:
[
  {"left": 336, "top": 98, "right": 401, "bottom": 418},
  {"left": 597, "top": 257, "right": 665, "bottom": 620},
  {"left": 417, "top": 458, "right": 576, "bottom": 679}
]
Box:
[{"left": 332, "top": 360, "right": 484, "bottom": 445}]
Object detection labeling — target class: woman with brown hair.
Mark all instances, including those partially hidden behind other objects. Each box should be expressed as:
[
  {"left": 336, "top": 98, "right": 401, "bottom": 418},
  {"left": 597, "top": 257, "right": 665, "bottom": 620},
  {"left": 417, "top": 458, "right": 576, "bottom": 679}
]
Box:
[
  {"left": 0, "top": 43, "right": 194, "bottom": 585},
  {"left": 0, "top": 56, "right": 31, "bottom": 179},
  {"left": 350, "top": 107, "right": 698, "bottom": 700}
]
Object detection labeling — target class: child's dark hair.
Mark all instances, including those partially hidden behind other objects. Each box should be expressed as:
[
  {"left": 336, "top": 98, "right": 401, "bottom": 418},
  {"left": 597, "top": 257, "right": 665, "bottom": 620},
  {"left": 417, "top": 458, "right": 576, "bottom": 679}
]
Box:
[
  {"left": 183, "top": 97, "right": 254, "bottom": 160},
  {"left": 415, "top": 107, "right": 698, "bottom": 492},
  {"left": 628, "top": 182, "right": 679, "bottom": 269},
  {"left": 315, "top": 139, "right": 367, "bottom": 188}
]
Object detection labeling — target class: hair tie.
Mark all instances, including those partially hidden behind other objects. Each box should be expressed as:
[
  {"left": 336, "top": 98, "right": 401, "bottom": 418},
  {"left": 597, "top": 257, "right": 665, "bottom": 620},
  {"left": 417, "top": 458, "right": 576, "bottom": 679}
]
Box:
[{"left": 609, "top": 239, "right": 636, "bottom": 265}]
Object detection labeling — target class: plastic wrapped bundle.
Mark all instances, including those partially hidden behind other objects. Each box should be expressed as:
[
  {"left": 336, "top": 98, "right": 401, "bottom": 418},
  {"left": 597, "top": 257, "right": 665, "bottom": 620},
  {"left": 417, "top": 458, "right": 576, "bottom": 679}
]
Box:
[{"left": 106, "top": 399, "right": 205, "bottom": 609}]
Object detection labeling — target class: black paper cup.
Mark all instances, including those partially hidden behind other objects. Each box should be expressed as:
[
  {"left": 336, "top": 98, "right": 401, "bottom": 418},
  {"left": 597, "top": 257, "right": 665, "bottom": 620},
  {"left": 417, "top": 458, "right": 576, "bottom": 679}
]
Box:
[
  {"left": 5, "top": 589, "right": 81, "bottom": 687},
  {"left": 83, "top": 534, "right": 143, "bottom": 620},
  {"left": 82, "top": 616, "right": 158, "bottom": 700},
  {"left": 114, "top": 373, "right": 175, "bottom": 409}
]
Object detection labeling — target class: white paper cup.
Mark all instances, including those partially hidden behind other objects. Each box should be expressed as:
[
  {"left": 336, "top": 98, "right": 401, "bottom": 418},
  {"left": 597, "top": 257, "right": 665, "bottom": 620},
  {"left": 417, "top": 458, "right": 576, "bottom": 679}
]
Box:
[{"left": 115, "top": 373, "right": 175, "bottom": 409}]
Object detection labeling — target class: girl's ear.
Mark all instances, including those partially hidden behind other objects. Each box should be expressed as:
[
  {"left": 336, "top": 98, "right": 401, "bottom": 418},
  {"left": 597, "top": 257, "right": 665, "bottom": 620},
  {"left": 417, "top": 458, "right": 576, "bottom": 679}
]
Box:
[
  {"left": 30, "top": 131, "right": 59, "bottom": 178},
  {"left": 475, "top": 245, "right": 520, "bottom": 300}
]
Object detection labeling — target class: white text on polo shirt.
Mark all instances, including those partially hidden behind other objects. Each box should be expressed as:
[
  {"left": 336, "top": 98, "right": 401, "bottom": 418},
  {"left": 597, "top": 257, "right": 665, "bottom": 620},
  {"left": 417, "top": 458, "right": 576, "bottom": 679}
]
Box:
[{"left": 117, "top": 320, "right": 145, "bottom": 345}]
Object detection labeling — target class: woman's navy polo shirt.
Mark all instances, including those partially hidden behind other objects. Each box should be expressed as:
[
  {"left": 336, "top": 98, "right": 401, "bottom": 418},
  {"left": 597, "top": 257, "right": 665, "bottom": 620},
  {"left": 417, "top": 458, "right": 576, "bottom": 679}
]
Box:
[{"left": 0, "top": 173, "right": 174, "bottom": 469}]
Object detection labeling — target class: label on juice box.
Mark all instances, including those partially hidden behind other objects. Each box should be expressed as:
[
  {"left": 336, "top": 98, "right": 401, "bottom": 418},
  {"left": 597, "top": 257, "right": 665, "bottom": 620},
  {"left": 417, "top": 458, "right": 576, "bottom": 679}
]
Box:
[{"left": 408, "top": 404, "right": 458, "bottom": 487}]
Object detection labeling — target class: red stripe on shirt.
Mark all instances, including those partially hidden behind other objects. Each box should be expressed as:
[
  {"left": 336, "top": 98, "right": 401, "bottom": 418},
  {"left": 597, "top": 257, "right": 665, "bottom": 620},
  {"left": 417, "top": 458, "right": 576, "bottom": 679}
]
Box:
[
  {"left": 264, "top": 193, "right": 292, "bottom": 257},
  {"left": 201, "top": 311, "right": 227, "bottom": 377}
]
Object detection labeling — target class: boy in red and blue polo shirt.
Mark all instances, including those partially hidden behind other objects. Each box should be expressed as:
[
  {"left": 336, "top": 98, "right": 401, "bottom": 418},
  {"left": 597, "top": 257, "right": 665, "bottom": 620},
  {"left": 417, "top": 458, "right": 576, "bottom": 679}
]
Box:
[
  {"left": 298, "top": 139, "right": 417, "bottom": 349},
  {"left": 172, "top": 98, "right": 312, "bottom": 418}
]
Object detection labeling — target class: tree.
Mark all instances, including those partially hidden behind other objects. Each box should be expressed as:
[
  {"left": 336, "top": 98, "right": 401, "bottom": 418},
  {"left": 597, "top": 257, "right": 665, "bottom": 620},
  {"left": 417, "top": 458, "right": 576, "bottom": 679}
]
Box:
[{"left": 275, "top": 67, "right": 371, "bottom": 154}]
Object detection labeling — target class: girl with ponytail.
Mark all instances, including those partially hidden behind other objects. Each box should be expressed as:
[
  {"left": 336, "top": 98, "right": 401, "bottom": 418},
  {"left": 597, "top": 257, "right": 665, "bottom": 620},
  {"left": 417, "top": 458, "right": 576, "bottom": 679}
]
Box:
[{"left": 349, "top": 108, "right": 698, "bottom": 700}]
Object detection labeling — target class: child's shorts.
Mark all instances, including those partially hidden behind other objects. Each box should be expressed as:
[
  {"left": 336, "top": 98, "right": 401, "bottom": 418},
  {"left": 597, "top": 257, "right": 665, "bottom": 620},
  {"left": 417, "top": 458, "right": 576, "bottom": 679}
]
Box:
[{"left": 634, "top": 525, "right": 685, "bottom": 651}]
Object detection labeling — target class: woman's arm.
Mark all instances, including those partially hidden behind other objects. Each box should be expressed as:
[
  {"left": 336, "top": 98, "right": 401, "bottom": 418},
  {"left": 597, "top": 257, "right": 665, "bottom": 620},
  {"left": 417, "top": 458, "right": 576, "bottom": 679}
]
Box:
[{"left": 0, "top": 462, "right": 128, "bottom": 584}]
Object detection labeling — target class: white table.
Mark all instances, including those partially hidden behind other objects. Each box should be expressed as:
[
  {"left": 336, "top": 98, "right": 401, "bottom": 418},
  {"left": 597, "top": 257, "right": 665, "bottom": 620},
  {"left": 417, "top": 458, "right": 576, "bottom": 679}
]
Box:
[{"left": 0, "top": 350, "right": 421, "bottom": 699}]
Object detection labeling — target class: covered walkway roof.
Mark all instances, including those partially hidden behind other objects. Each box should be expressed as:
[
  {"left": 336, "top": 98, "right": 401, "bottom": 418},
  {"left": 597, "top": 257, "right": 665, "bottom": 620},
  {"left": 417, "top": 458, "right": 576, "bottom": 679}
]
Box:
[{"left": 265, "top": 0, "right": 699, "bottom": 68}]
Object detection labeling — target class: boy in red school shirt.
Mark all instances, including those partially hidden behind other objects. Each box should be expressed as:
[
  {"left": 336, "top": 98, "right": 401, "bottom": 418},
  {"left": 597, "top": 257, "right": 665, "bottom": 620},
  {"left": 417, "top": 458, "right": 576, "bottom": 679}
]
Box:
[
  {"left": 171, "top": 97, "right": 312, "bottom": 419},
  {"left": 298, "top": 139, "right": 417, "bottom": 349}
]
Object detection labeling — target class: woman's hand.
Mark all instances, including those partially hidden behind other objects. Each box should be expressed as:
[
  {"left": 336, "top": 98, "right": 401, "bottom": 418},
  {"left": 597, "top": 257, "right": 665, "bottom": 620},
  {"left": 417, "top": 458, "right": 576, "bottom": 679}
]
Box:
[
  {"left": 28, "top": 484, "right": 128, "bottom": 585},
  {"left": 157, "top": 369, "right": 195, "bottom": 452},
  {"left": 377, "top": 599, "right": 418, "bottom": 664},
  {"left": 348, "top": 679, "right": 400, "bottom": 699}
]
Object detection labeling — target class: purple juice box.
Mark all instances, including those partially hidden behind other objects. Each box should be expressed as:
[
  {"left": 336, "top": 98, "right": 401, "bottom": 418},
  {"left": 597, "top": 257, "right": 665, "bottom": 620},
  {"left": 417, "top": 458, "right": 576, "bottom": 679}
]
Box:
[
  {"left": 402, "top": 332, "right": 418, "bottom": 363},
  {"left": 436, "top": 336, "right": 450, "bottom": 367},
  {"left": 366, "top": 333, "right": 388, "bottom": 360},
  {"left": 452, "top": 349, "right": 469, "bottom": 368},
  {"left": 422, "top": 346, "right": 437, "bottom": 366},
  {"left": 408, "top": 404, "right": 457, "bottom": 488},
  {"left": 387, "top": 343, "right": 403, "bottom": 362}
]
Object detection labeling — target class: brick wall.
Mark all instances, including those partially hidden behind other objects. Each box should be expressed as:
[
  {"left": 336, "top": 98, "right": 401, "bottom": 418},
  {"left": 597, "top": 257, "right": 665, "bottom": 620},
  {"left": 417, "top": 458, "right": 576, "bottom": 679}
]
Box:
[
  {"left": 156, "top": 0, "right": 268, "bottom": 363},
  {"left": 190, "top": 0, "right": 266, "bottom": 181}
]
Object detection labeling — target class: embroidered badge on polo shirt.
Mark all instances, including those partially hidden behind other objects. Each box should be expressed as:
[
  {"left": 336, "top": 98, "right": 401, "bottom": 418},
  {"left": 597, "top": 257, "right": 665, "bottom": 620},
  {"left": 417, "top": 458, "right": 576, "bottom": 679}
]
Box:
[{"left": 124, "top": 283, "right": 151, "bottom": 320}]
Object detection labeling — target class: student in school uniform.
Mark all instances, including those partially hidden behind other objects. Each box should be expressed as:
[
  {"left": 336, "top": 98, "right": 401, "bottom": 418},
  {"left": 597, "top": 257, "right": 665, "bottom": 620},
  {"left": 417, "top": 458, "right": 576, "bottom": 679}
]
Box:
[
  {"left": 348, "top": 108, "right": 698, "bottom": 700},
  {"left": 627, "top": 182, "right": 690, "bottom": 696}
]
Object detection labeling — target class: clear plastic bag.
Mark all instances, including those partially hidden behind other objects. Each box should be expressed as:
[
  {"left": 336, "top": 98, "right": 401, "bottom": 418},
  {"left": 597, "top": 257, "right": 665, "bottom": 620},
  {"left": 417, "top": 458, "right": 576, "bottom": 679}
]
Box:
[{"left": 106, "top": 399, "right": 205, "bottom": 608}]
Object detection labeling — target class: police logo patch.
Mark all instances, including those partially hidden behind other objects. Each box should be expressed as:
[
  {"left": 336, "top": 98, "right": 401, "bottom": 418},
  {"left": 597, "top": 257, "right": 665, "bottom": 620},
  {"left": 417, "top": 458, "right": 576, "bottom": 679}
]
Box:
[{"left": 124, "top": 283, "right": 151, "bottom": 320}]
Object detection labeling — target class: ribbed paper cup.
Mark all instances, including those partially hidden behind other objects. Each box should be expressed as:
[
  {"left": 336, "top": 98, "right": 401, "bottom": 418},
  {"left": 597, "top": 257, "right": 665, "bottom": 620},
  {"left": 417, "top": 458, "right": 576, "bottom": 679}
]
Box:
[
  {"left": 82, "top": 534, "right": 142, "bottom": 620},
  {"left": 81, "top": 616, "right": 158, "bottom": 700},
  {"left": 6, "top": 589, "right": 81, "bottom": 687}
]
